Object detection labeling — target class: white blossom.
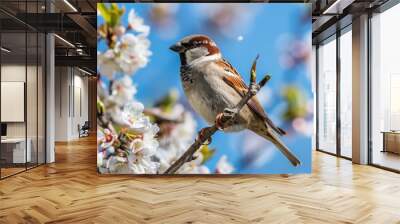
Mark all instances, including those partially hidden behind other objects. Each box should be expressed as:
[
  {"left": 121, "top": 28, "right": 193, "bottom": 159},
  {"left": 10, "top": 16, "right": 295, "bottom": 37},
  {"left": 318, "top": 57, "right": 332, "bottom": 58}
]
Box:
[
  {"left": 215, "top": 155, "right": 234, "bottom": 174},
  {"left": 98, "top": 97, "right": 161, "bottom": 174},
  {"left": 109, "top": 75, "right": 137, "bottom": 105},
  {"left": 120, "top": 102, "right": 160, "bottom": 134},
  {"left": 97, "top": 152, "right": 104, "bottom": 168},
  {"left": 177, "top": 151, "right": 210, "bottom": 174},
  {"left": 106, "top": 155, "right": 129, "bottom": 173},
  {"left": 179, "top": 164, "right": 210, "bottom": 174},
  {"left": 128, "top": 9, "right": 150, "bottom": 36},
  {"left": 98, "top": 9, "right": 151, "bottom": 77},
  {"left": 116, "top": 33, "right": 152, "bottom": 75},
  {"left": 114, "top": 25, "right": 126, "bottom": 36},
  {"left": 99, "top": 129, "right": 116, "bottom": 149},
  {"left": 97, "top": 79, "right": 109, "bottom": 100},
  {"left": 98, "top": 50, "right": 118, "bottom": 78}
]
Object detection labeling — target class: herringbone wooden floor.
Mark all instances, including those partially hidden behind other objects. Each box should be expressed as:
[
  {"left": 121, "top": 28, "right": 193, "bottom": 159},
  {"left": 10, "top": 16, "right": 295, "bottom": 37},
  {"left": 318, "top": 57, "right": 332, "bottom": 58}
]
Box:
[{"left": 1, "top": 135, "right": 400, "bottom": 224}]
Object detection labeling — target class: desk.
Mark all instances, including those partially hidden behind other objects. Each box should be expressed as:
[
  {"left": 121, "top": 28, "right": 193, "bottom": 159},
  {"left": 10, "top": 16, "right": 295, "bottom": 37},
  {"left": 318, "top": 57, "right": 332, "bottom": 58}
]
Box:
[
  {"left": 382, "top": 131, "right": 400, "bottom": 154},
  {"left": 1, "top": 138, "right": 31, "bottom": 163}
]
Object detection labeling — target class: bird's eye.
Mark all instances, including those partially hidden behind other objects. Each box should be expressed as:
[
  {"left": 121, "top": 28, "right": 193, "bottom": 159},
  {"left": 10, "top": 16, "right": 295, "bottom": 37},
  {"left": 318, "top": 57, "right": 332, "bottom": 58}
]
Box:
[{"left": 182, "top": 42, "right": 191, "bottom": 48}]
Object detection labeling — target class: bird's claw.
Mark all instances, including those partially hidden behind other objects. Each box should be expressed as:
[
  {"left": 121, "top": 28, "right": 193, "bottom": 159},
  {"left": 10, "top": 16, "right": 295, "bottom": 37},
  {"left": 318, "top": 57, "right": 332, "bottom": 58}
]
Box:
[
  {"left": 189, "top": 154, "right": 198, "bottom": 161},
  {"left": 223, "top": 108, "right": 237, "bottom": 118},
  {"left": 215, "top": 109, "right": 237, "bottom": 130},
  {"left": 250, "top": 84, "right": 260, "bottom": 95},
  {"left": 215, "top": 113, "right": 225, "bottom": 130}
]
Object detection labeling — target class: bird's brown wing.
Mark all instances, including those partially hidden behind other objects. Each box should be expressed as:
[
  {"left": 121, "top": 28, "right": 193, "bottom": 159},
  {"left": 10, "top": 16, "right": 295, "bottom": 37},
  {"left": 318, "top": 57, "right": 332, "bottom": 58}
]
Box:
[{"left": 217, "top": 59, "right": 286, "bottom": 136}]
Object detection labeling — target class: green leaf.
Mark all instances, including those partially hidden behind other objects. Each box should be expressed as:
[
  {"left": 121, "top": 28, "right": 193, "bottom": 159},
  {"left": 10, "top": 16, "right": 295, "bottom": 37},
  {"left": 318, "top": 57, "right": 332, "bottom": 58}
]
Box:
[
  {"left": 250, "top": 54, "right": 259, "bottom": 84},
  {"left": 98, "top": 3, "right": 124, "bottom": 28},
  {"left": 98, "top": 3, "right": 111, "bottom": 23},
  {"left": 97, "top": 100, "right": 105, "bottom": 115},
  {"left": 200, "top": 145, "right": 215, "bottom": 165},
  {"left": 110, "top": 3, "right": 118, "bottom": 11},
  {"left": 282, "top": 86, "right": 307, "bottom": 121}
]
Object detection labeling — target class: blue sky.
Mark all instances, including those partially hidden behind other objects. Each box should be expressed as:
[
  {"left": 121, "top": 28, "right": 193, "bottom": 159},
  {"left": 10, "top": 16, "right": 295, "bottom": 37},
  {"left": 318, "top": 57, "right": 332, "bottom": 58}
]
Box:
[{"left": 98, "top": 3, "right": 313, "bottom": 174}]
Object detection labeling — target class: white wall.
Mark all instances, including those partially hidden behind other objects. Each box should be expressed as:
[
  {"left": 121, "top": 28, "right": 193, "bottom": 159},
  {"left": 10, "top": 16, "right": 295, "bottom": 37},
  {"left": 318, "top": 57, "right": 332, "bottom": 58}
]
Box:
[
  {"left": 72, "top": 73, "right": 89, "bottom": 138},
  {"left": 54, "top": 67, "right": 89, "bottom": 141},
  {"left": 54, "top": 66, "right": 69, "bottom": 141}
]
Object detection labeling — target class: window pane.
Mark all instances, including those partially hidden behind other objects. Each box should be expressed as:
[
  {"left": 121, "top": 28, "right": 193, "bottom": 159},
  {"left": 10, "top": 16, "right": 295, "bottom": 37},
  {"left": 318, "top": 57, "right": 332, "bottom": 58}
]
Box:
[
  {"left": 340, "top": 29, "right": 352, "bottom": 158},
  {"left": 318, "top": 37, "right": 337, "bottom": 154},
  {"left": 0, "top": 4, "right": 28, "bottom": 177},
  {"left": 0, "top": 0, "right": 46, "bottom": 178},
  {"left": 371, "top": 3, "right": 400, "bottom": 171}
]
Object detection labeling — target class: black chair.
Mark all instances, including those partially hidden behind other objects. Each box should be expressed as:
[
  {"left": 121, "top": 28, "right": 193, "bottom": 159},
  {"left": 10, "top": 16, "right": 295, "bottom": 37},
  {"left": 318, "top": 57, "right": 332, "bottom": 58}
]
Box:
[{"left": 78, "top": 121, "right": 90, "bottom": 138}]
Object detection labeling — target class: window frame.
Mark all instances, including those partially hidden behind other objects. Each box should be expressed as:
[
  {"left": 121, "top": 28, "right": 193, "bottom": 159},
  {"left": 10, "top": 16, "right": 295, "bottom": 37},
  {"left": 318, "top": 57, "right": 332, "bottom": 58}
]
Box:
[{"left": 315, "top": 24, "right": 353, "bottom": 161}]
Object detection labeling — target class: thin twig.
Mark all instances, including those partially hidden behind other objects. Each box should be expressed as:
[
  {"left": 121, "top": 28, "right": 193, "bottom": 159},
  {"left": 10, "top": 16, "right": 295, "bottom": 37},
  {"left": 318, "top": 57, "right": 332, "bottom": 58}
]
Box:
[{"left": 164, "top": 56, "right": 271, "bottom": 174}]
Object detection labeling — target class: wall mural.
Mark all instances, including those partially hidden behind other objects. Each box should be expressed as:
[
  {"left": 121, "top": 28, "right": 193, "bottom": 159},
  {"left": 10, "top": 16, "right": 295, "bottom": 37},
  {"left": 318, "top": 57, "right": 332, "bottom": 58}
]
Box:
[{"left": 97, "top": 3, "right": 313, "bottom": 174}]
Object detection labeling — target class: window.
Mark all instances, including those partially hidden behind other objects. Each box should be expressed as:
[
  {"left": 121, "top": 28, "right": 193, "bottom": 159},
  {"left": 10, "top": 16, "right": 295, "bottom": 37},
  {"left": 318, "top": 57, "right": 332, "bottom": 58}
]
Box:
[
  {"left": 371, "top": 3, "right": 400, "bottom": 171},
  {"left": 0, "top": 0, "right": 47, "bottom": 179},
  {"left": 317, "top": 36, "right": 337, "bottom": 154},
  {"left": 339, "top": 28, "right": 352, "bottom": 158}
]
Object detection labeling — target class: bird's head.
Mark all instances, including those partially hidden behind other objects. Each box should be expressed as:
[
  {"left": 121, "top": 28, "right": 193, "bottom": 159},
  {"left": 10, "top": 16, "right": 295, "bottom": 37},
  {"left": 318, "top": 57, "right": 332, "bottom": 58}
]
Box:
[{"left": 170, "top": 34, "right": 221, "bottom": 65}]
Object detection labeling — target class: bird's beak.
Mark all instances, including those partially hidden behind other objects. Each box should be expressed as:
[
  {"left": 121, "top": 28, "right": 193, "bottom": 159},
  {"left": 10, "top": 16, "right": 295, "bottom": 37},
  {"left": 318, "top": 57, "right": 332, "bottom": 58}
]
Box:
[{"left": 169, "top": 42, "right": 184, "bottom": 52}]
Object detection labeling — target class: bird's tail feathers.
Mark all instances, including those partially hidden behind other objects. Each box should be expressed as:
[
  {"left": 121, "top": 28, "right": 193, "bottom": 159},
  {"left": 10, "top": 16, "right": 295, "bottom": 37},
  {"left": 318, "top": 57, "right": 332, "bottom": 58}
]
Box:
[{"left": 263, "top": 130, "right": 301, "bottom": 167}]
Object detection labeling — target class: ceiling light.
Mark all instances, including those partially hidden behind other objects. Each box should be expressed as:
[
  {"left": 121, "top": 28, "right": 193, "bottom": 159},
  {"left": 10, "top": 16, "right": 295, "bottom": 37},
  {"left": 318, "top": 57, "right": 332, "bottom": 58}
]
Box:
[
  {"left": 54, "top": 34, "right": 75, "bottom": 48},
  {"left": 63, "top": 0, "right": 78, "bottom": 12},
  {"left": 322, "top": 0, "right": 355, "bottom": 15},
  {"left": 322, "top": 0, "right": 342, "bottom": 15},
  {"left": 76, "top": 48, "right": 84, "bottom": 55},
  {"left": 78, "top": 67, "right": 93, "bottom": 76},
  {"left": 1, "top": 47, "right": 11, "bottom": 53}
]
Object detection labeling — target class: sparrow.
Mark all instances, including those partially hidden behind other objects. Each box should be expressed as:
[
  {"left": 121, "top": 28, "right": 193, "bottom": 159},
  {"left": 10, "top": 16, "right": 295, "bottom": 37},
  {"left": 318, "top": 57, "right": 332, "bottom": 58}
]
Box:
[{"left": 169, "top": 34, "right": 300, "bottom": 166}]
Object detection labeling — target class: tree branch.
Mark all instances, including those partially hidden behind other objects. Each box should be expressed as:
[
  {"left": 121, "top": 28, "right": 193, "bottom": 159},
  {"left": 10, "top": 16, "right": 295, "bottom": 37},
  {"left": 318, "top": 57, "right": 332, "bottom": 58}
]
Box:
[{"left": 164, "top": 55, "right": 271, "bottom": 174}]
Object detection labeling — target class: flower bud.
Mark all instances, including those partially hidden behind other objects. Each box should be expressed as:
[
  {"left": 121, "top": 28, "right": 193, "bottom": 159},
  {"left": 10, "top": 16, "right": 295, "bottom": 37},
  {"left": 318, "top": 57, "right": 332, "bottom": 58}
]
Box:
[{"left": 114, "top": 25, "right": 126, "bottom": 36}]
